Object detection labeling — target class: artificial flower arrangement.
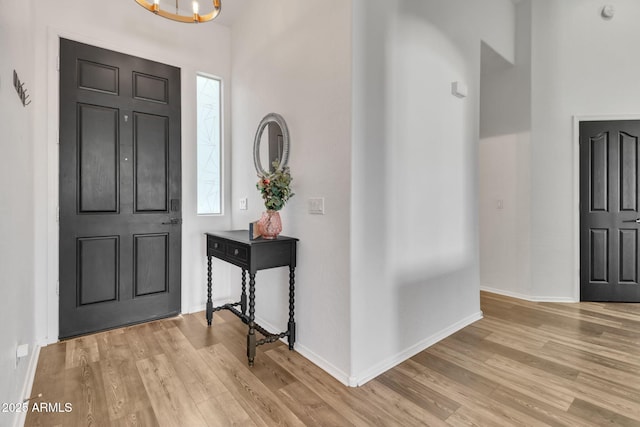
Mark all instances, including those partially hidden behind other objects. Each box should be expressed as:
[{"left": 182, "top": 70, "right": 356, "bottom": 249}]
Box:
[
  {"left": 253, "top": 161, "right": 294, "bottom": 239},
  {"left": 256, "top": 161, "right": 295, "bottom": 211}
]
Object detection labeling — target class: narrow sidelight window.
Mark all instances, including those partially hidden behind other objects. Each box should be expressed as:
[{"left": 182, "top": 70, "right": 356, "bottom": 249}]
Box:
[{"left": 196, "top": 74, "right": 222, "bottom": 215}]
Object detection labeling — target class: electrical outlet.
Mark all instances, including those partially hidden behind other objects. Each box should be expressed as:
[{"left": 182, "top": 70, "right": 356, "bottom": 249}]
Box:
[
  {"left": 16, "top": 344, "right": 28, "bottom": 367},
  {"left": 308, "top": 197, "right": 325, "bottom": 215},
  {"left": 239, "top": 198, "right": 248, "bottom": 210}
]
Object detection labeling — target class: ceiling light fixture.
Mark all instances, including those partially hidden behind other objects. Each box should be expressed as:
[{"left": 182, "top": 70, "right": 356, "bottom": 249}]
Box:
[{"left": 135, "top": 0, "right": 221, "bottom": 24}]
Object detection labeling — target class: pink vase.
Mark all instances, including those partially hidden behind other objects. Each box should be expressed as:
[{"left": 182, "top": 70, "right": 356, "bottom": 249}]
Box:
[{"left": 258, "top": 210, "right": 282, "bottom": 239}]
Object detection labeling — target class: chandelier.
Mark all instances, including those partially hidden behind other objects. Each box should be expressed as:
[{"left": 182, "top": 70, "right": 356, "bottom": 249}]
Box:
[{"left": 135, "top": 0, "right": 221, "bottom": 24}]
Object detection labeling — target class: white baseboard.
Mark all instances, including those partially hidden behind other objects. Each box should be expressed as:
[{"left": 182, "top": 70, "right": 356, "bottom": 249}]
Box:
[
  {"left": 481, "top": 286, "right": 577, "bottom": 303},
  {"left": 294, "top": 343, "right": 353, "bottom": 387},
  {"left": 351, "top": 311, "right": 484, "bottom": 387},
  {"left": 223, "top": 312, "right": 484, "bottom": 389},
  {"left": 13, "top": 344, "right": 41, "bottom": 427},
  {"left": 254, "top": 316, "right": 353, "bottom": 387},
  {"left": 257, "top": 313, "right": 484, "bottom": 388}
]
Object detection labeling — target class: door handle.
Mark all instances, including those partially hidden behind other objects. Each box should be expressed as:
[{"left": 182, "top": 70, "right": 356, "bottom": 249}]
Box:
[
  {"left": 622, "top": 218, "right": 640, "bottom": 223},
  {"left": 162, "top": 218, "right": 182, "bottom": 225}
]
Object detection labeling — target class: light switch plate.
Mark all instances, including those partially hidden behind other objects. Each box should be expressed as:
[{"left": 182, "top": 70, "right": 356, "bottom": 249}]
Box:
[{"left": 308, "top": 197, "right": 325, "bottom": 215}]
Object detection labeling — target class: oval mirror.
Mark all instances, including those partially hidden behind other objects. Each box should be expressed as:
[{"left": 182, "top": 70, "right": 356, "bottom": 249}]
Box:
[{"left": 253, "top": 113, "right": 290, "bottom": 176}]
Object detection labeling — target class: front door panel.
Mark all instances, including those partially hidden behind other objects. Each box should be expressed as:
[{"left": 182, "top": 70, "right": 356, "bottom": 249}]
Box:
[{"left": 59, "top": 39, "right": 181, "bottom": 338}]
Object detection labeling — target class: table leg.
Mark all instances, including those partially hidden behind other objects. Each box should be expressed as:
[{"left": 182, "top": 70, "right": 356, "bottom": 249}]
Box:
[
  {"left": 206, "top": 255, "right": 213, "bottom": 326},
  {"left": 288, "top": 266, "right": 296, "bottom": 350},
  {"left": 247, "top": 273, "right": 256, "bottom": 366},
  {"left": 241, "top": 269, "right": 247, "bottom": 315}
]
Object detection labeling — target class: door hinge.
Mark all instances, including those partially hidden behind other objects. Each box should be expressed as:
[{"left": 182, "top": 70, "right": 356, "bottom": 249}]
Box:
[
  {"left": 56, "top": 280, "right": 59, "bottom": 296},
  {"left": 56, "top": 206, "right": 59, "bottom": 222},
  {"left": 56, "top": 56, "right": 59, "bottom": 72}
]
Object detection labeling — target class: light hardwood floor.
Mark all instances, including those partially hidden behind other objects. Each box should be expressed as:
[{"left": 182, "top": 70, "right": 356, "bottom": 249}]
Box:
[{"left": 25, "top": 292, "right": 640, "bottom": 426}]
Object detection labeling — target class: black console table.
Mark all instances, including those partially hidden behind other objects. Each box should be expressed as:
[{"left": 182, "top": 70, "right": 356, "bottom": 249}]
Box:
[{"left": 205, "top": 230, "right": 298, "bottom": 366}]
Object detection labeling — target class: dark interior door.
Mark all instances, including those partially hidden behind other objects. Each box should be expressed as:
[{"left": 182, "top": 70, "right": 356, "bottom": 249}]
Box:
[
  {"left": 59, "top": 38, "right": 182, "bottom": 338},
  {"left": 580, "top": 120, "right": 640, "bottom": 302}
]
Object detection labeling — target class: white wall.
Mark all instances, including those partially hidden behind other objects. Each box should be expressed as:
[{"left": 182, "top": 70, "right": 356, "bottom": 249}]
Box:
[
  {"left": 479, "top": 133, "right": 531, "bottom": 297},
  {"left": 0, "top": 0, "right": 37, "bottom": 423},
  {"left": 480, "top": 2, "right": 531, "bottom": 140},
  {"left": 480, "top": 0, "right": 640, "bottom": 302},
  {"left": 230, "top": 1, "right": 353, "bottom": 381},
  {"left": 479, "top": 0, "right": 532, "bottom": 299},
  {"left": 32, "top": 0, "right": 234, "bottom": 344},
  {"left": 20, "top": 0, "right": 638, "bottom": 397},
  {"left": 351, "top": 0, "right": 516, "bottom": 384},
  {"left": 529, "top": 0, "right": 640, "bottom": 300}
]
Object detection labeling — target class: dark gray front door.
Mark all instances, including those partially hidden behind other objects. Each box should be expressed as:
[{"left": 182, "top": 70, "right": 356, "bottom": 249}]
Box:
[
  {"left": 59, "top": 39, "right": 182, "bottom": 338},
  {"left": 580, "top": 120, "right": 640, "bottom": 302}
]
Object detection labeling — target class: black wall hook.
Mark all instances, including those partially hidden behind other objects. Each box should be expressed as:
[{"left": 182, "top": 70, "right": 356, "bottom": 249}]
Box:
[{"left": 13, "top": 70, "right": 31, "bottom": 107}]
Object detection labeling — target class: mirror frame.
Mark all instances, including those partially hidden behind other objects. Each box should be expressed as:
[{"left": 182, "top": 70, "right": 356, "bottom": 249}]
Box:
[{"left": 253, "top": 113, "right": 290, "bottom": 176}]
